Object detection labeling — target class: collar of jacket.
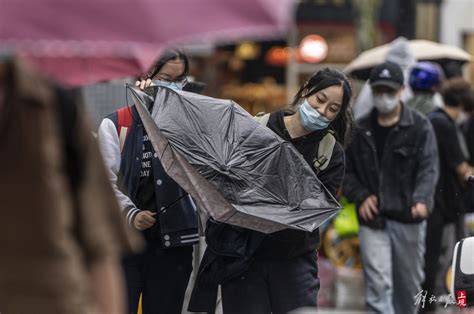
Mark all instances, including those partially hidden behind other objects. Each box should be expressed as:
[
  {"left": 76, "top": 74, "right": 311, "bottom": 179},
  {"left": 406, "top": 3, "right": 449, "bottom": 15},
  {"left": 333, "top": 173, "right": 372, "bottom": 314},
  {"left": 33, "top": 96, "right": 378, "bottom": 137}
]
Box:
[
  {"left": 396, "top": 102, "right": 415, "bottom": 127},
  {"left": 358, "top": 102, "right": 415, "bottom": 131}
]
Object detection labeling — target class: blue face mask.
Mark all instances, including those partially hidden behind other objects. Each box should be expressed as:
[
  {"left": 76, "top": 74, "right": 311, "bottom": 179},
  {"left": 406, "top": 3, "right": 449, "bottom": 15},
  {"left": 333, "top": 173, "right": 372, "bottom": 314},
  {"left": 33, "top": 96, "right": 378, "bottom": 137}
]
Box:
[
  {"left": 298, "top": 99, "right": 332, "bottom": 131},
  {"left": 152, "top": 79, "right": 185, "bottom": 91}
]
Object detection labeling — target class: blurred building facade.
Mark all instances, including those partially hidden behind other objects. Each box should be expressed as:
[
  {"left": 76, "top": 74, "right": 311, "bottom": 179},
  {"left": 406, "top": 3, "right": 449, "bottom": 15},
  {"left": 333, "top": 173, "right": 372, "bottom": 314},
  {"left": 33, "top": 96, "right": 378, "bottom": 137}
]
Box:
[
  {"left": 439, "top": 0, "right": 474, "bottom": 80},
  {"left": 80, "top": 0, "right": 473, "bottom": 123}
]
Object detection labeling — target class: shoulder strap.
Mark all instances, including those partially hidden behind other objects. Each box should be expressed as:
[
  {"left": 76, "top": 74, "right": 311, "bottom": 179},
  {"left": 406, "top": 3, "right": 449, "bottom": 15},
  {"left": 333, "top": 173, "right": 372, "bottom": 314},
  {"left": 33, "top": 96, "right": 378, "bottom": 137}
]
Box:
[
  {"left": 254, "top": 112, "right": 270, "bottom": 126},
  {"left": 117, "top": 107, "right": 133, "bottom": 152},
  {"left": 313, "top": 131, "right": 336, "bottom": 174},
  {"left": 254, "top": 111, "right": 336, "bottom": 174}
]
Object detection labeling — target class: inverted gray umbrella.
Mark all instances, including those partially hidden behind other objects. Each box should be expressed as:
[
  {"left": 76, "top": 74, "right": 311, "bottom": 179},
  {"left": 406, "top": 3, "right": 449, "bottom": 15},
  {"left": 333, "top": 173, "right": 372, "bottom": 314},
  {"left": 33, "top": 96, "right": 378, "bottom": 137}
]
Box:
[{"left": 128, "top": 86, "right": 340, "bottom": 234}]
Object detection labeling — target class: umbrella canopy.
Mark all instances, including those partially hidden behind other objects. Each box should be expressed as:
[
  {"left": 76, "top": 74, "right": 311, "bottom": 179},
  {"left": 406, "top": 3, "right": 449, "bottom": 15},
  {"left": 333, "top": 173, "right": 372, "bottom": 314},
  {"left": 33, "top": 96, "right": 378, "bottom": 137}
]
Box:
[
  {"left": 345, "top": 39, "right": 472, "bottom": 80},
  {"left": 128, "top": 86, "right": 340, "bottom": 234},
  {"left": 0, "top": 0, "right": 294, "bottom": 86}
]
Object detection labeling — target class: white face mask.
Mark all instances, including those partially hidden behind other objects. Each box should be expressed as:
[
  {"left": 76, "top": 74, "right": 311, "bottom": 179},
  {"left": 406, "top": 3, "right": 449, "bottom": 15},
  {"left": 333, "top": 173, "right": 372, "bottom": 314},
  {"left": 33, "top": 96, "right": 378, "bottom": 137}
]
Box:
[
  {"left": 151, "top": 79, "right": 186, "bottom": 91},
  {"left": 298, "top": 99, "right": 332, "bottom": 131},
  {"left": 373, "top": 94, "right": 399, "bottom": 114}
]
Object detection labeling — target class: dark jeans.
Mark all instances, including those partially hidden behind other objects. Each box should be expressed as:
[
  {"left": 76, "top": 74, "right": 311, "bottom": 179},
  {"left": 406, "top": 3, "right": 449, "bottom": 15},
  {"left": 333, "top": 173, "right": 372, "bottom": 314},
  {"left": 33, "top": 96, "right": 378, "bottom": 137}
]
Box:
[
  {"left": 221, "top": 251, "right": 319, "bottom": 314},
  {"left": 123, "top": 242, "right": 193, "bottom": 314},
  {"left": 421, "top": 207, "right": 446, "bottom": 311}
]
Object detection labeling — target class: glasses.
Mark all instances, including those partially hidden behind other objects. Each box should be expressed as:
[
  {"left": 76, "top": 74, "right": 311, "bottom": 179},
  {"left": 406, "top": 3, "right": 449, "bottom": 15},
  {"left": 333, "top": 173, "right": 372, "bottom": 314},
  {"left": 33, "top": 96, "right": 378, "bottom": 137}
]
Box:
[{"left": 154, "top": 76, "right": 188, "bottom": 85}]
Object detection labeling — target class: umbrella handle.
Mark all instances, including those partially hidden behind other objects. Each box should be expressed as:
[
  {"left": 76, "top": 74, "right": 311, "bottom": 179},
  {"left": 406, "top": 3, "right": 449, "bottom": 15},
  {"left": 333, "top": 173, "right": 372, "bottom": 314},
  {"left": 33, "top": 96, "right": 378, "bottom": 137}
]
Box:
[{"left": 157, "top": 193, "right": 190, "bottom": 214}]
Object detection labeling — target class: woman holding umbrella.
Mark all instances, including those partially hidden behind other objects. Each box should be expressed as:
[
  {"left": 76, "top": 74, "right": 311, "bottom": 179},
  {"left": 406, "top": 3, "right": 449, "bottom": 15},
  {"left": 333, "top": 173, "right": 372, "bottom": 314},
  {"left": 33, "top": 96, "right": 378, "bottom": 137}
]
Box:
[
  {"left": 189, "top": 68, "right": 353, "bottom": 314},
  {"left": 98, "top": 49, "right": 199, "bottom": 314}
]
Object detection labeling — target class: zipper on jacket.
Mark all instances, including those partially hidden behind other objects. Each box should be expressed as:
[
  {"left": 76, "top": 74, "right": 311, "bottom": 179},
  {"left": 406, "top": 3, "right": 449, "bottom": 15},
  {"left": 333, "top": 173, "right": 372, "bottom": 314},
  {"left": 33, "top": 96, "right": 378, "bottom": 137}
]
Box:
[{"left": 377, "top": 125, "right": 399, "bottom": 212}]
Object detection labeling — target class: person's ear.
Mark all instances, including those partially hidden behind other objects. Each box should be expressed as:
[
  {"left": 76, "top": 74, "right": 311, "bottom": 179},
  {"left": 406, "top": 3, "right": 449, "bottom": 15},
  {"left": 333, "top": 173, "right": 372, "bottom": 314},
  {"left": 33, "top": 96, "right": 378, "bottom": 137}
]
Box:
[{"left": 396, "top": 85, "right": 405, "bottom": 97}]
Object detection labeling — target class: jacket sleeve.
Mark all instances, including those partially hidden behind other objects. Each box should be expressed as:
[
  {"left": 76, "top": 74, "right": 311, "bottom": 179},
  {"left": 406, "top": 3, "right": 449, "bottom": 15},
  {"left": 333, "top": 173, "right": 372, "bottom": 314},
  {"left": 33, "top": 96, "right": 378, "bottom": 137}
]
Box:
[
  {"left": 411, "top": 119, "right": 439, "bottom": 211},
  {"left": 431, "top": 116, "right": 465, "bottom": 171},
  {"left": 97, "top": 118, "right": 141, "bottom": 226},
  {"left": 342, "top": 134, "right": 372, "bottom": 205}
]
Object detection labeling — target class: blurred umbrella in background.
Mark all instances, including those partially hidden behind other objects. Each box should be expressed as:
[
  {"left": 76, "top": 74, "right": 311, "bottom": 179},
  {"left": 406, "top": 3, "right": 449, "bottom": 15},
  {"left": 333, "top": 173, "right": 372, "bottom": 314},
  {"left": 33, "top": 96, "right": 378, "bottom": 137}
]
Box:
[
  {"left": 0, "top": 0, "right": 294, "bottom": 86},
  {"left": 345, "top": 39, "right": 472, "bottom": 80}
]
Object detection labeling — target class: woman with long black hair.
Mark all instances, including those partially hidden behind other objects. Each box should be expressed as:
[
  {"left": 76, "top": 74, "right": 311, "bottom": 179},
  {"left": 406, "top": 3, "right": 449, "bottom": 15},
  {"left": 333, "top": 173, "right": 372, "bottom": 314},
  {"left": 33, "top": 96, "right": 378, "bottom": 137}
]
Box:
[{"left": 189, "top": 68, "right": 353, "bottom": 314}]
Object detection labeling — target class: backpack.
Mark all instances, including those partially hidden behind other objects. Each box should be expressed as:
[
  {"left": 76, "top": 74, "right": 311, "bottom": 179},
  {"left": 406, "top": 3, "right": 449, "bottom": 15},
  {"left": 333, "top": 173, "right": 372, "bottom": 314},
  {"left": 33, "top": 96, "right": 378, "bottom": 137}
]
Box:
[
  {"left": 116, "top": 107, "right": 133, "bottom": 152},
  {"left": 254, "top": 112, "right": 336, "bottom": 174}
]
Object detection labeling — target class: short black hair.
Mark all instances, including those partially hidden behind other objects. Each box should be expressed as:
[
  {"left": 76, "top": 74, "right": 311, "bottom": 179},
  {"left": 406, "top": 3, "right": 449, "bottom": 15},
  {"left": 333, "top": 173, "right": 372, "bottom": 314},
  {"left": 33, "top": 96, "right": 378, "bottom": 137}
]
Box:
[
  {"left": 440, "top": 78, "right": 471, "bottom": 108},
  {"left": 461, "top": 89, "right": 474, "bottom": 113}
]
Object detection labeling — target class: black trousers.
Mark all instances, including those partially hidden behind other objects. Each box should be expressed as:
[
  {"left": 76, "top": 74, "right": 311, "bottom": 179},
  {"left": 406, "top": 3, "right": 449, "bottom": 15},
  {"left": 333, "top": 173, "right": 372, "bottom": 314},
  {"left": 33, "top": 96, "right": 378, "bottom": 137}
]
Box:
[
  {"left": 421, "top": 208, "right": 465, "bottom": 312},
  {"left": 122, "top": 242, "right": 193, "bottom": 314},
  {"left": 221, "top": 251, "right": 319, "bottom": 314}
]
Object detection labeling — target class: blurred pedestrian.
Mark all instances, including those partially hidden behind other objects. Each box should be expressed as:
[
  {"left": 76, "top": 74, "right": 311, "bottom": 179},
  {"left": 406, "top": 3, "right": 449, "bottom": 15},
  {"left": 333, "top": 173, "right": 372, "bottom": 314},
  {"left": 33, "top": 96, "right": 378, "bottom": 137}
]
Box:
[
  {"left": 406, "top": 61, "right": 444, "bottom": 115},
  {"left": 353, "top": 37, "right": 416, "bottom": 120},
  {"left": 462, "top": 89, "right": 474, "bottom": 211},
  {"left": 343, "top": 62, "right": 439, "bottom": 314},
  {"left": 0, "top": 57, "right": 136, "bottom": 314},
  {"left": 461, "top": 89, "right": 474, "bottom": 164},
  {"left": 97, "top": 48, "right": 199, "bottom": 314},
  {"left": 421, "top": 79, "right": 474, "bottom": 313},
  {"left": 189, "top": 68, "right": 353, "bottom": 314}
]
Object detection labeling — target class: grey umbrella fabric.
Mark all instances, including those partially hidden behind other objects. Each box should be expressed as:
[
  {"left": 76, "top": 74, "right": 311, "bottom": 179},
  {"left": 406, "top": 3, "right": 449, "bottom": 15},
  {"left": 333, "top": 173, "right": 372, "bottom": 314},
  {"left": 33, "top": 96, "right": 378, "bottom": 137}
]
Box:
[{"left": 128, "top": 86, "right": 340, "bottom": 234}]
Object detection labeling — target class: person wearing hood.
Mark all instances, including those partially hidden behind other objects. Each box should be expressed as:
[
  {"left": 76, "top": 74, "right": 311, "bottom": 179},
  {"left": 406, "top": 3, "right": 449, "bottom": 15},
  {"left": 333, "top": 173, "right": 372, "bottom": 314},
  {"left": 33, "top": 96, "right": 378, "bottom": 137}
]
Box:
[
  {"left": 352, "top": 37, "right": 416, "bottom": 120},
  {"left": 343, "top": 62, "right": 439, "bottom": 314},
  {"left": 97, "top": 49, "right": 199, "bottom": 314}
]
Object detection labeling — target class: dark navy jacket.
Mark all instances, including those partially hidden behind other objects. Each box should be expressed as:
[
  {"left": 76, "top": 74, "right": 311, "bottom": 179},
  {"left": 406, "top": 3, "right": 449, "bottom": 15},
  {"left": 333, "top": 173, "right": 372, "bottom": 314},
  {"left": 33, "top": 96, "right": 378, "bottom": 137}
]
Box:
[{"left": 100, "top": 106, "right": 199, "bottom": 248}]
